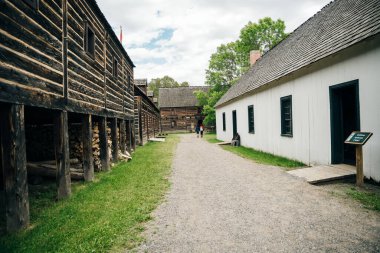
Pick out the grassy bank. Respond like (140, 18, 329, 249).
(204, 133, 304, 169)
(0, 135, 179, 253)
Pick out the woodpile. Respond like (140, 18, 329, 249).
(92, 123, 112, 171)
(27, 159, 83, 180)
(26, 121, 130, 176)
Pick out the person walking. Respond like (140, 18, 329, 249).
(195, 123, 200, 138)
(200, 123, 204, 138)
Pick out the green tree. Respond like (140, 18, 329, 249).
(198, 17, 287, 126)
(236, 17, 287, 71)
(148, 75, 190, 97)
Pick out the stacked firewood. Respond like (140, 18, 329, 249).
(68, 124, 83, 165)
(92, 124, 112, 171)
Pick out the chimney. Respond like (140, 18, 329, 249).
(250, 50, 261, 66)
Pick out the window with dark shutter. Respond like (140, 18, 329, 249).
(222, 112, 226, 131)
(248, 105, 254, 134)
(281, 95, 293, 137)
(23, 0, 39, 10)
(84, 24, 95, 57)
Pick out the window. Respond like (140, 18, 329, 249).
(84, 24, 95, 57)
(222, 112, 226, 131)
(248, 105, 254, 133)
(128, 75, 131, 89)
(113, 57, 118, 78)
(23, 0, 39, 10)
(281, 95, 293, 136)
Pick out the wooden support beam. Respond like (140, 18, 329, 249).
(132, 120, 136, 150)
(0, 104, 30, 232)
(62, 0, 68, 102)
(54, 111, 71, 200)
(99, 117, 110, 171)
(82, 114, 94, 182)
(120, 120, 126, 154)
(111, 118, 118, 163)
(126, 120, 132, 153)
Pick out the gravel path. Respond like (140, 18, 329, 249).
(137, 134, 380, 253)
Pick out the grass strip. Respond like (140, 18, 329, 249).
(346, 187, 380, 211)
(221, 145, 305, 169)
(203, 133, 223, 143)
(0, 135, 179, 253)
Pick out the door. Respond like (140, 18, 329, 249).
(232, 110, 237, 137)
(330, 80, 360, 165)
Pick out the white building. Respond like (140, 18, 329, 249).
(215, 0, 380, 182)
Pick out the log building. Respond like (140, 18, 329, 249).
(134, 79, 160, 145)
(0, 0, 135, 232)
(159, 86, 208, 132)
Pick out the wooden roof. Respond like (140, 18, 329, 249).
(216, 0, 380, 107)
(158, 86, 209, 108)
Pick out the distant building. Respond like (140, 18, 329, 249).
(159, 86, 209, 132)
(215, 0, 380, 182)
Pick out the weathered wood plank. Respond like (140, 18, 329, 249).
(82, 114, 94, 181)
(0, 29, 62, 67)
(39, 0, 62, 29)
(6, 1, 62, 41)
(0, 64, 63, 95)
(0, 104, 30, 232)
(54, 110, 71, 199)
(111, 118, 118, 163)
(63, 0, 68, 100)
(0, 46, 63, 87)
(0, 13, 61, 59)
(99, 117, 109, 171)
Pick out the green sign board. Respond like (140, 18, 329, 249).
(345, 132, 373, 145)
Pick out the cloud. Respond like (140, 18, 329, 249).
(97, 0, 331, 86)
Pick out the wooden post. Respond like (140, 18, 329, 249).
(132, 120, 136, 150)
(356, 145, 364, 186)
(54, 111, 71, 199)
(82, 114, 94, 182)
(0, 104, 30, 232)
(120, 120, 126, 154)
(111, 118, 118, 163)
(99, 117, 109, 171)
(62, 0, 68, 102)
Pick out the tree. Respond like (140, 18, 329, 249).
(235, 17, 287, 71)
(198, 17, 287, 126)
(148, 75, 190, 97)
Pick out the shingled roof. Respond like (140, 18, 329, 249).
(215, 0, 380, 107)
(158, 86, 209, 108)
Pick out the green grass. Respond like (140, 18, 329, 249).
(221, 145, 305, 169)
(346, 187, 380, 211)
(0, 135, 179, 253)
(203, 133, 223, 143)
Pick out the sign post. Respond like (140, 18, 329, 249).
(344, 132, 373, 186)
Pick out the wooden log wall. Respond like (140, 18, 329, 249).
(0, 0, 135, 120)
(133, 88, 160, 145)
(0, 0, 136, 233)
(160, 107, 202, 132)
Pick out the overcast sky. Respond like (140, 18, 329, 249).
(97, 0, 331, 86)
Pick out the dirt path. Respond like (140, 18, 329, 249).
(137, 134, 380, 253)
